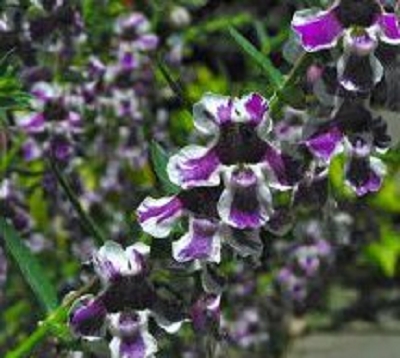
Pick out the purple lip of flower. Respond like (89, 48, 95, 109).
(345, 151, 385, 196)
(70, 300, 158, 357)
(69, 295, 107, 338)
(109, 313, 158, 358)
(218, 168, 271, 230)
(172, 217, 221, 263)
(291, 0, 400, 52)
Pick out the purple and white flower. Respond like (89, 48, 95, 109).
(15, 82, 81, 161)
(137, 185, 264, 263)
(69, 241, 182, 357)
(165, 93, 302, 231)
(303, 101, 390, 195)
(292, 0, 400, 53)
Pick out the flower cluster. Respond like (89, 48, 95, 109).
(276, 221, 332, 303)
(293, 0, 397, 196)
(138, 93, 303, 264)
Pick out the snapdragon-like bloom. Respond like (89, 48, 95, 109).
(167, 93, 302, 230)
(292, 0, 400, 53)
(15, 82, 81, 161)
(277, 221, 332, 302)
(304, 101, 390, 195)
(69, 241, 181, 358)
(137, 186, 263, 263)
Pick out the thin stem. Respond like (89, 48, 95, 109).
(269, 52, 313, 118)
(49, 158, 106, 245)
(6, 279, 96, 358)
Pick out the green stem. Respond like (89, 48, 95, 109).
(269, 52, 313, 118)
(49, 158, 106, 245)
(6, 280, 95, 358)
(6, 309, 65, 358)
(184, 13, 252, 43)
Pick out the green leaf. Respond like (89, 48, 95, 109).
(0, 218, 58, 312)
(229, 26, 283, 89)
(364, 226, 400, 277)
(150, 141, 180, 195)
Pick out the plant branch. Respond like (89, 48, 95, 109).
(49, 158, 106, 245)
(6, 279, 96, 358)
(269, 52, 313, 118)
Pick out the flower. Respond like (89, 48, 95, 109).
(137, 186, 263, 263)
(15, 82, 81, 162)
(292, 0, 400, 52)
(276, 220, 333, 302)
(303, 101, 390, 195)
(69, 241, 182, 358)
(166, 93, 303, 228)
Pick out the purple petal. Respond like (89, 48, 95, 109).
(31, 82, 57, 102)
(110, 334, 157, 358)
(135, 34, 159, 51)
(67, 111, 82, 132)
(69, 296, 106, 339)
(125, 243, 150, 276)
(304, 125, 343, 162)
(119, 51, 139, 70)
(173, 218, 221, 263)
(22, 139, 42, 161)
(109, 311, 157, 358)
(292, 7, 344, 52)
(167, 146, 221, 189)
(218, 168, 271, 229)
(93, 241, 130, 283)
(240, 93, 269, 125)
(18, 113, 46, 133)
(137, 196, 183, 238)
(193, 93, 233, 134)
(379, 13, 400, 44)
(49, 136, 73, 162)
(345, 155, 385, 196)
(116, 13, 148, 34)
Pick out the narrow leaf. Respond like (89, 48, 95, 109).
(0, 218, 58, 312)
(150, 141, 180, 195)
(155, 57, 192, 113)
(229, 26, 283, 89)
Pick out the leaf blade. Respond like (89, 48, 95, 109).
(150, 141, 180, 195)
(0, 218, 59, 312)
(229, 26, 283, 89)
